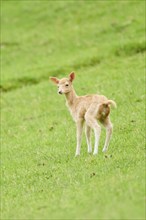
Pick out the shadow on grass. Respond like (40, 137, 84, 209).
(0, 57, 101, 93)
(114, 41, 146, 56)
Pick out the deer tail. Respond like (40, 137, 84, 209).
(102, 100, 117, 108)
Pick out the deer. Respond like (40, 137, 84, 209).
(50, 72, 116, 156)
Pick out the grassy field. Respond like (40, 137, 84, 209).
(1, 0, 145, 219)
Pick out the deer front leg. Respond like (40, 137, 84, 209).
(75, 119, 84, 156)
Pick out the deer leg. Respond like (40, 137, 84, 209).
(85, 124, 92, 153)
(102, 118, 113, 153)
(75, 119, 84, 156)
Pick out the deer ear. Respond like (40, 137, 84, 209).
(69, 72, 75, 82)
(50, 77, 59, 84)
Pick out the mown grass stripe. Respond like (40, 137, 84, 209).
(1, 40, 145, 93)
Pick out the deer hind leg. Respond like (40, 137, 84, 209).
(85, 112, 101, 155)
(85, 124, 92, 153)
(93, 123, 101, 155)
(101, 117, 113, 153)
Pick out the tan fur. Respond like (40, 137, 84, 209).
(50, 72, 116, 156)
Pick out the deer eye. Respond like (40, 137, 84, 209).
(65, 84, 69, 87)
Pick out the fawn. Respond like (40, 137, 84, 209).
(50, 72, 116, 156)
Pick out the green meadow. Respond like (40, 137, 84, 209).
(1, 1, 145, 219)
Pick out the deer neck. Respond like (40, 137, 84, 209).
(65, 87, 77, 107)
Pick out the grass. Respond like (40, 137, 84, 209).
(1, 0, 145, 219)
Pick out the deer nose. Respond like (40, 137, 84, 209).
(58, 91, 62, 94)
